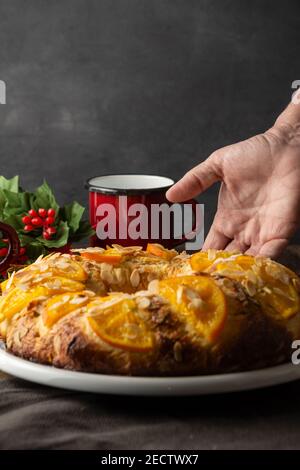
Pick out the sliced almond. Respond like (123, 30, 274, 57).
(176, 286, 184, 303)
(101, 263, 114, 284)
(136, 296, 150, 309)
(188, 298, 206, 310)
(130, 269, 140, 288)
(69, 296, 88, 305)
(114, 268, 125, 285)
(53, 335, 61, 355)
(148, 279, 160, 294)
(292, 278, 300, 290)
(263, 286, 272, 294)
(5, 271, 15, 290)
(207, 249, 217, 261)
(243, 280, 256, 297)
(184, 286, 200, 300)
(39, 263, 49, 272)
(173, 341, 183, 362)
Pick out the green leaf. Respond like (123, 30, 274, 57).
(60, 201, 85, 234)
(36, 220, 69, 248)
(2, 189, 22, 210)
(0, 175, 19, 193)
(69, 220, 95, 242)
(32, 180, 59, 212)
(17, 233, 35, 246)
(0, 190, 31, 222)
(24, 240, 49, 260)
(2, 214, 24, 230)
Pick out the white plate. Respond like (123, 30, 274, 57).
(1, 345, 300, 395)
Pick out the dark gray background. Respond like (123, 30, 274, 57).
(0, 0, 299, 239)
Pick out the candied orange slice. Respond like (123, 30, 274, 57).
(214, 255, 255, 278)
(80, 251, 122, 265)
(88, 298, 154, 352)
(1, 278, 10, 293)
(43, 292, 90, 327)
(190, 250, 237, 272)
(0, 286, 50, 321)
(158, 275, 227, 341)
(234, 255, 255, 270)
(48, 260, 87, 281)
(146, 243, 176, 261)
(31, 276, 85, 292)
(190, 252, 212, 271)
(256, 261, 300, 318)
(258, 285, 299, 319)
(2, 274, 84, 296)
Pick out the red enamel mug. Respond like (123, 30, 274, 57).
(86, 174, 200, 249)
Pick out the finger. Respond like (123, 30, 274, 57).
(246, 239, 288, 259)
(202, 224, 231, 251)
(166, 152, 222, 202)
(224, 240, 249, 253)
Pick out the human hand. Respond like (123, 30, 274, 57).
(167, 113, 300, 258)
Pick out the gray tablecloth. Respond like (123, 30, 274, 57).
(1, 246, 300, 450)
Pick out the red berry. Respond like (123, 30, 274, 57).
(28, 209, 38, 217)
(31, 217, 43, 226)
(47, 208, 56, 217)
(45, 216, 55, 225)
(38, 208, 47, 218)
(43, 231, 52, 240)
(22, 215, 32, 225)
(24, 225, 33, 232)
(47, 226, 56, 235)
(20, 247, 26, 255)
(0, 247, 8, 257)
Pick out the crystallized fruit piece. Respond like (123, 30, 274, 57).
(146, 243, 177, 261)
(48, 259, 88, 281)
(190, 251, 213, 272)
(190, 250, 238, 272)
(33, 276, 85, 292)
(212, 255, 300, 319)
(0, 286, 50, 321)
(88, 298, 154, 352)
(80, 251, 123, 265)
(1, 274, 85, 295)
(256, 261, 300, 318)
(158, 275, 227, 342)
(43, 291, 91, 327)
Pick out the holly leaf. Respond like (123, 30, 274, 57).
(24, 240, 49, 260)
(17, 233, 35, 246)
(32, 180, 59, 212)
(2, 189, 23, 215)
(60, 201, 85, 234)
(70, 220, 95, 242)
(36, 220, 69, 248)
(2, 214, 24, 231)
(0, 175, 19, 193)
(0, 190, 31, 220)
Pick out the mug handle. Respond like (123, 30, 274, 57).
(0, 222, 20, 273)
(169, 198, 202, 249)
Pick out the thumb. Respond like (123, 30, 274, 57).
(166, 151, 223, 202)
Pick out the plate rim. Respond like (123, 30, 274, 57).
(1, 345, 300, 396)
